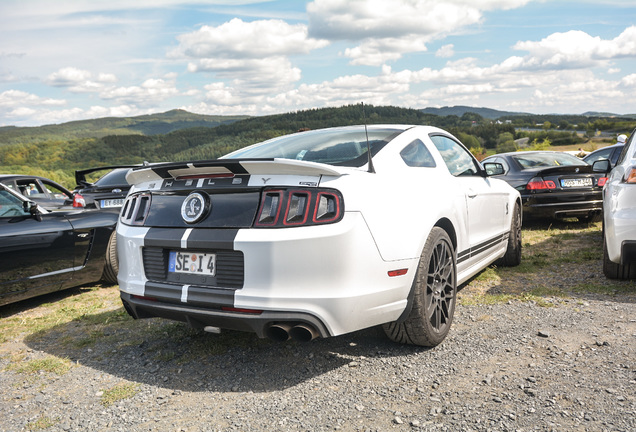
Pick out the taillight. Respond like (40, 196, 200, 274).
(597, 177, 608, 187)
(526, 177, 556, 190)
(120, 193, 151, 226)
(72, 193, 85, 207)
(254, 188, 343, 227)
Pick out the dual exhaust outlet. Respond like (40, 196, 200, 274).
(266, 322, 320, 342)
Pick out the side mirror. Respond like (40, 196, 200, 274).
(23, 200, 42, 221)
(483, 162, 505, 176)
(592, 159, 611, 173)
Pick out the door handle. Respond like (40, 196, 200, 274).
(467, 189, 477, 198)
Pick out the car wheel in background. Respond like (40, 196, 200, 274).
(102, 231, 119, 284)
(383, 227, 457, 347)
(496, 203, 522, 267)
(603, 234, 636, 280)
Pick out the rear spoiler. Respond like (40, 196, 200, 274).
(126, 158, 350, 185)
(75, 164, 141, 187)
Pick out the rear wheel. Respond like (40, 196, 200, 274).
(496, 203, 522, 267)
(102, 231, 119, 285)
(603, 233, 636, 280)
(383, 227, 456, 347)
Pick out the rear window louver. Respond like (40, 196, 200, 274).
(120, 193, 151, 226)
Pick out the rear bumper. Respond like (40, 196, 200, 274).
(522, 192, 602, 219)
(117, 212, 418, 338)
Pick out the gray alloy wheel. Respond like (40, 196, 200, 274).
(102, 231, 119, 285)
(383, 227, 456, 347)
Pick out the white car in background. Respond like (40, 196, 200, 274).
(117, 125, 522, 347)
(603, 129, 636, 279)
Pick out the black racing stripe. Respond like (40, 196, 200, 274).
(457, 232, 509, 264)
(185, 229, 239, 250)
(144, 227, 188, 248)
(144, 281, 235, 307)
(471, 233, 508, 256)
(144, 159, 275, 179)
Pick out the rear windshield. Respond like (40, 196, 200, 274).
(512, 153, 587, 169)
(95, 169, 130, 186)
(224, 126, 404, 167)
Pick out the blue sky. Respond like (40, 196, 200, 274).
(1, 0, 636, 127)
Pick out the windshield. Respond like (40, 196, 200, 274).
(224, 126, 404, 167)
(512, 153, 587, 169)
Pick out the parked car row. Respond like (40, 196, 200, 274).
(1, 126, 634, 350)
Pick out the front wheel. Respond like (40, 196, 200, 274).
(383, 227, 456, 347)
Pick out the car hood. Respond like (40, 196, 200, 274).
(126, 158, 352, 185)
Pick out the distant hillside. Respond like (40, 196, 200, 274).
(421, 106, 530, 119)
(582, 111, 636, 118)
(0, 109, 249, 144)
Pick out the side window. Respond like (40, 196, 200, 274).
(616, 132, 635, 165)
(41, 181, 71, 200)
(16, 180, 45, 198)
(400, 139, 436, 167)
(0, 190, 29, 217)
(430, 135, 480, 177)
(586, 148, 612, 165)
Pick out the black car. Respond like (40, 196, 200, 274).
(583, 143, 624, 168)
(0, 174, 81, 209)
(482, 151, 609, 222)
(0, 183, 119, 306)
(73, 165, 138, 210)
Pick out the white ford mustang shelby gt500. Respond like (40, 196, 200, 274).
(117, 125, 522, 346)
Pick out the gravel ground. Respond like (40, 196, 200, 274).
(1, 238, 635, 432)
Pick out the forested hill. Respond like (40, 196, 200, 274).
(1, 104, 635, 188)
(0, 109, 249, 143)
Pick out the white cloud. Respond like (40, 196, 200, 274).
(307, 0, 531, 65)
(0, 89, 66, 108)
(45, 67, 119, 93)
(100, 78, 178, 105)
(172, 18, 328, 96)
(171, 18, 328, 59)
(436, 44, 455, 58)
(513, 26, 636, 70)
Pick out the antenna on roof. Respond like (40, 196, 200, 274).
(362, 102, 375, 173)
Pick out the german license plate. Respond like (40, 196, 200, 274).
(100, 198, 125, 208)
(560, 178, 593, 188)
(169, 251, 216, 276)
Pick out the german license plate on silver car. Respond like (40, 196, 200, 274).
(168, 251, 216, 275)
(561, 178, 593, 188)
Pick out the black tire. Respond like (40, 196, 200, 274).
(102, 231, 119, 285)
(603, 233, 636, 280)
(383, 227, 456, 347)
(578, 212, 603, 223)
(496, 203, 522, 267)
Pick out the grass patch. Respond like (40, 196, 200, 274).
(572, 282, 634, 296)
(26, 416, 59, 431)
(0, 287, 125, 342)
(100, 382, 140, 407)
(7, 355, 72, 376)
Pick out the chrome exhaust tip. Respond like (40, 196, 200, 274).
(265, 323, 292, 342)
(289, 324, 319, 342)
